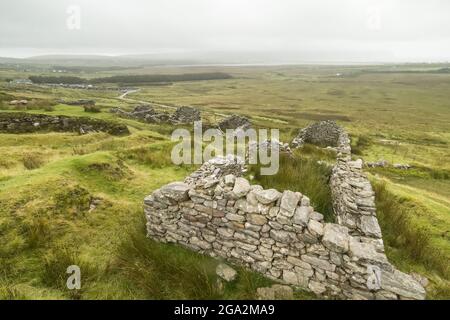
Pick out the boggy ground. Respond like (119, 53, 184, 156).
(0, 63, 449, 299)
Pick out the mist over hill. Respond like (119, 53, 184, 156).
(0, 50, 427, 68)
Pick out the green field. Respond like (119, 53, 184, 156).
(0, 63, 449, 299)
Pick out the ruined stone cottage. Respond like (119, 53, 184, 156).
(143, 121, 426, 300)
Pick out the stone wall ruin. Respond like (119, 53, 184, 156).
(0, 112, 129, 135)
(144, 152, 426, 299)
(292, 121, 381, 240)
(111, 105, 200, 125)
(218, 114, 252, 132)
(291, 120, 344, 149)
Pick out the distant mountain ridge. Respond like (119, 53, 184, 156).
(0, 53, 200, 67)
(1, 52, 449, 68)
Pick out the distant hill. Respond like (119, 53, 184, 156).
(1, 53, 449, 69)
(5, 54, 205, 68)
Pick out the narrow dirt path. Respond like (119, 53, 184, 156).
(117, 88, 177, 110)
(118, 89, 140, 99)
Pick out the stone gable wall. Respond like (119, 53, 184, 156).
(144, 156, 425, 300)
(291, 120, 344, 148)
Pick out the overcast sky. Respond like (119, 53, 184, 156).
(0, 0, 449, 62)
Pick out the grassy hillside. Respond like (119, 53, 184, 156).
(0, 64, 449, 299)
(0, 119, 317, 299)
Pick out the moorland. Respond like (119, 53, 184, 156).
(0, 61, 449, 299)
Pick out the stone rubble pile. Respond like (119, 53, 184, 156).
(393, 163, 411, 170)
(184, 155, 246, 186)
(9, 99, 28, 105)
(170, 106, 201, 124)
(366, 159, 411, 170)
(111, 105, 200, 124)
(218, 115, 252, 132)
(144, 155, 426, 300)
(248, 139, 292, 157)
(366, 159, 389, 168)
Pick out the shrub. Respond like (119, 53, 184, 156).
(84, 105, 101, 113)
(44, 105, 55, 112)
(20, 216, 51, 249)
(22, 153, 44, 170)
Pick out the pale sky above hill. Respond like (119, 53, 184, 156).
(0, 0, 449, 62)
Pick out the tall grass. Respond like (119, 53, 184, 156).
(0, 282, 27, 300)
(118, 143, 175, 168)
(22, 153, 44, 170)
(118, 142, 196, 171)
(113, 221, 221, 299)
(41, 246, 97, 299)
(352, 135, 372, 155)
(248, 153, 334, 221)
(53, 185, 92, 215)
(368, 165, 450, 181)
(373, 181, 449, 279)
(112, 220, 275, 299)
(296, 143, 336, 161)
(20, 216, 51, 249)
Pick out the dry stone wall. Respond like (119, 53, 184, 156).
(328, 123, 382, 240)
(248, 139, 292, 157)
(144, 156, 426, 300)
(292, 121, 381, 240)
(0, 112, 129, 135)
(330, 158, 382, 240)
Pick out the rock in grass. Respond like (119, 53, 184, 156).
(257, 284, 294, 300)
(216, 263, 237, 282)
(380, 270, 426, 300)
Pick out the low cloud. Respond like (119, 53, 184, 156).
(0, 0, 449, 62)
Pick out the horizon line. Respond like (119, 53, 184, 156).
(0, 53, 449, 66)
